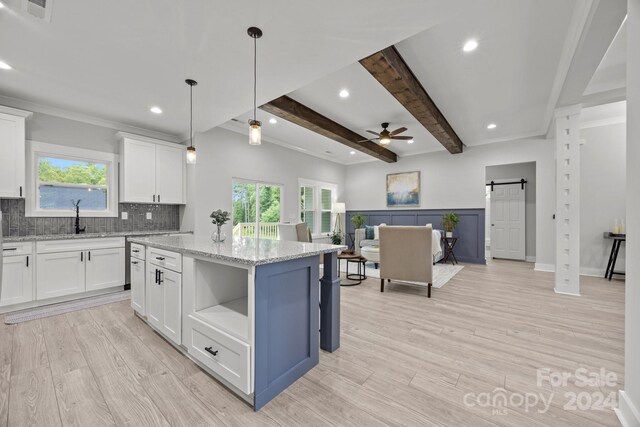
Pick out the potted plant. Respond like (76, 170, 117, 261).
(442, 212, 459, 238)
(210, 209, 231, 242)
(351, 213, 366, 230)
(330, 230, 343, 245)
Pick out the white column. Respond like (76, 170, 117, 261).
(554, 105, 581, 296)
(618, 1, 640, 425)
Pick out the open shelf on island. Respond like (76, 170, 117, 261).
(193, 297, 248, 342)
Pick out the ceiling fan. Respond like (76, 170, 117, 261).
(360, 122, 413, 146)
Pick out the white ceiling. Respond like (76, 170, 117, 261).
(0, 0, 468, 140)
(227, 0, 589, 164)
(584, 21, 627, 96)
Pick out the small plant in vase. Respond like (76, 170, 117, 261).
(442, 212, 459, 238)
(330, 231, 343, 245)
(351, 213, 366, 230)
(210, 209, 231, 242)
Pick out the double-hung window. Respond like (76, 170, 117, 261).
(299, 179, 338, 237)
(26, 141, 119, 217)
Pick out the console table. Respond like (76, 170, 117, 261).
(441, 236, 459, 265)
(604, 232, 625, 280)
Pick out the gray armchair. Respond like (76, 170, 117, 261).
(379, 225, 434, 298)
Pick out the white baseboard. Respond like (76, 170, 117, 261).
(580, 267, 606, 277)
(534, 263, 555, 272)
(525, 256, 536, 263)
(553, 288, 581, 297)
(616, 390, 640, 427)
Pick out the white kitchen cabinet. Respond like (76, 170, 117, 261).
(130, 244, 145, 315)
(1, 246, 33, 307)
(36, 238, 125, 301)
(118, 132, 185, 204)
(146, 249, 182, 345)
(0, 106, 32, 198)
(36, 251, 85, 299)
(85, 247, 125, 292)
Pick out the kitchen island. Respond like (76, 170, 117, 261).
(127, 234, 344, 410)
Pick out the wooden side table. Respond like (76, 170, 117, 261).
(441, 236, 458, 265)
(337, 253, 367, 286)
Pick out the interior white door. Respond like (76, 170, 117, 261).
(85, 248, 125, 291)
(0, 255, 33, 306)
(130, 258, 145, 315)
(155, 145, 184, 204)
(490, 183, 526, 260)
(122, 139, 156, 203)
(36, 251, 85, 299)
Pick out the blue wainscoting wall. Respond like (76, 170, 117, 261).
(346, 208, 486, 264)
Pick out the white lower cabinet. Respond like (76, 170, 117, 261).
(36, 251, 85, 299)
(146, 252, 182, 345)
(86, 247, 125, 291)
(36, 238, 125, 301)
(130, 257, 145, 315)
(1, 249, 33, 307)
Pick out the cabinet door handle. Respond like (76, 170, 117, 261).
(155, 269, 159, 284)
(153, 194, 156, 202)
(158, 194, 160, 203)
(155, 256, 165, 261)
(158, 270, 163, 284)
(19, 186, 22, 197)
(204, 347, 218, 356)
(88, 251, 91, 261)
(26, 255, 29, 267)
(81, 252, 83, 262)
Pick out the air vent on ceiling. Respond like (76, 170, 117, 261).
(231, 118, 243, 123)
(23, 0, 53, 21)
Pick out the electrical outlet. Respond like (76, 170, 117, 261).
(146, 212, 152, 220)
(121, 212, 128, 220)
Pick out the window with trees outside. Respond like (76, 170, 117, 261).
(232, 179, 282, 240)
(299, 179, 337, 237)
(26, 141, 118, 217)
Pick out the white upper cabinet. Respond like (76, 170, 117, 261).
(0, 106, 32, 198)
(118, 132, 185, 204)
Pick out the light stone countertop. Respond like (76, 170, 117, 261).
(4, 230, 191, 243)
(128, 234, 346, 266)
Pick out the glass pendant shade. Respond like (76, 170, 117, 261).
(249, 120, 262, 145)
(380, 136, 391, 145)
(186, 145, 196, 164)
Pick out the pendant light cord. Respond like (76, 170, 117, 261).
(190, 83, 194, 148)
(253, 36, 257, 121)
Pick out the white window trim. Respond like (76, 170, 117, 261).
(298, 178, 338, 238)
(25, 140, 119, 217)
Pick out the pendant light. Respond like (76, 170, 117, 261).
(248, 26, 263, 145)
(185, 78, 198, 164)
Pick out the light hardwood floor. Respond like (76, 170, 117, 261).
(0, 260, 624, 426)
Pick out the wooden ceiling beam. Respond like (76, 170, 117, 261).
(260, 96, 398, 163)
(360, 46, 464, 154)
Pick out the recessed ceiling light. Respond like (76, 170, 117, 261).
(0, 60, 12, 70)
(269, 117, 277, 124)
(349, 151, 356, 155)
(339, 89, 350, 98)
(407, 139, 414, 144)
(487, 123, 497, 129)
(150, 106, 162, 114)
(463, 39, 478, 52)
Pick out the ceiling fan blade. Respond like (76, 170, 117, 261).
(357, 138, 378, 143)
(391, 136, 413, 140)
(366, 130, 380, 136)
(389, 127, 407, 136)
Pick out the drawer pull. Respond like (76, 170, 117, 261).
(155, 256, 165, 261)
(3, 248, 17, 251)
(132, 249, 140, 253)
(204, 347, 218, 356)
(131, 260, 139, 265)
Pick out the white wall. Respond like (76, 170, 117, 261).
(579, 123, 626, 276)
(486, 162, 537, 260)
(345, 138, 557, 267)
(189, 127, 346, 239)
(620, 0, 640, 425)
